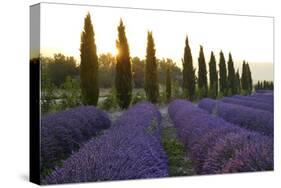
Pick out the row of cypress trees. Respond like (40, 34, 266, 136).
(80, 13, 253, 108)
(182, 35, 253, 100)
(80, 14, 160, 108)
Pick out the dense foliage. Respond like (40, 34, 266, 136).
(255, 80, 274, 91)
(218, 51, 228, 96)
(145, 32, 159, 103)
(182, 36, 196, 100)
(41, 54, 79, 87)
(198, 98, 273, 136)
(41, 106, 111, 177)
(241, 61, 253, 95)
(115, 19, 133, 109)
(80, 13, 99, 105)
(168, 100, 273, 174)
(166, 65, 172, 101)
(227, 53, 236, 95)
(208, 51, 218, 98)
(44, 102, 168, 184)
(197, 46, 208, 97)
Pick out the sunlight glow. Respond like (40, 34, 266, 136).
(40, 3, 274, 81)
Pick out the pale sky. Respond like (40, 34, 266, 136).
(39, 3, 274, 81)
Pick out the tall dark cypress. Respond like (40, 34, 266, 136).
(219, 51, 227, 96)
(227, 53, 236, 95)
(166, 64, 171, 102)
(246, 62, 253, 93)
(145, 31, 159, 103)
(115, 19, 132, 109)
(241, 61, 247, 93)
(235, 69, 241, 94)
(182, 35, 196, 100)
(198, 45, 208, 97)
(80, 13, 99, 105)
(209, 51, 218, 98)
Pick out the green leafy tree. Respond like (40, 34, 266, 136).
(99, 53, 115, 88)
(132, 57, 144, 88)
(115, 19, 132, 109)
(182, 36, 196, 100)
(60, 76, 81, 109)
(166, 64, 172, 101)
(145, 31, 159, 103)
(197, 45, 208, 97)
(227, 53, 236, 95)
(209, 51, 218, 98)
(80, 13, 99, 105)
(219, 51, 227, 96)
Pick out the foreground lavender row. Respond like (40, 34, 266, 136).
(41, 106, 111, 177)
(221, 97, 273, 113)
(198, 98, 273, 136)
(44, 102, 168, 184)
(169, 100, 273, 174)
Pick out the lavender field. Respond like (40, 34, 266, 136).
(35, 4, 274, 185)
(40, 91, 273, 184)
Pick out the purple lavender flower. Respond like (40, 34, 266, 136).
(41, 106, 111, 176)
(43, 102, 168, 184)
(198, 98, 273, 136)
(221, 97, 273, 113)
(168, 99, 273, 174)
(232, 95, 273, 105)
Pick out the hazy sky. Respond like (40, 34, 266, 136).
(39, 3, 274, 81)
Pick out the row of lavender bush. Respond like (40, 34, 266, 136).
(168, 100, 273, 174)
(41, 106, 111, 176)
(221, 96, 273, 113)
(43, 102, 168, 184)
(232, 94, 273, 105)
(198, 98, 273, 136)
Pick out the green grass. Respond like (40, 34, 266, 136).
(161, 126, 195, 176)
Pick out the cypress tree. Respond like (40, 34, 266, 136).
(219, 51, 227, 96)
(166, 64, 171, 102)
(241, 61, 252, 95)
(235, 69, 241, 94)
(198, 45, 208, 97)
(115, 19, 132, 109)
(145, 31, 159, 103)
(80, 13, 99, 105)
(246, 62, 253, 93)
(227, 53, 236, 95)
(182, 35, 196, 100)
(241, 61, 247, 92)
(209, 51, 218, 98)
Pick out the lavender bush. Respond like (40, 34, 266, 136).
(43, 102, 168, 184)
(41, 106, 111, 176)
(198, 98, 273, 136)
(232, 95, 273, 105)
(168, 100, 273, 174)
(221, 97, 273, 113)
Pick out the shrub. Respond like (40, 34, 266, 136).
(232, 95, 273, 105)
(131, 91, 146, 105)
(168, 100, 273, 174)
(198, 98, 273, 136)
(41, 106, 111, 177)
(221, 97, 273, 113)
(43, 102, 168, 184)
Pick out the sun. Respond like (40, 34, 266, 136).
(113, 48, 119, 56)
